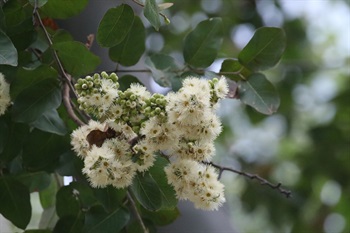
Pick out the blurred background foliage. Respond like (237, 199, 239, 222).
(144, 0, 348, 232)
(158, 0, 349, 232)
(1, 0, 349, 232)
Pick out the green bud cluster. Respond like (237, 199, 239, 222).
(74, 72, 119, 97)
(143, 93, 167, 119)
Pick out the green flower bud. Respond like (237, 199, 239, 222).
(101, 71, 108, 79)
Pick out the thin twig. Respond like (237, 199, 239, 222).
(63, 76, 85, 126)
(33, 7, 77, 98)
(127, 190, 149, 233)
(206, 162, 292, 198)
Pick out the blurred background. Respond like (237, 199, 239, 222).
(1, 0, 349, 232)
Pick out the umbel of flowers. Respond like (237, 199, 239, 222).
(71, 72, 228, 210)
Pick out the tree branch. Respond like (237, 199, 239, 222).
(127, 190, 149, 233)
(63, 76, 85, 126)
(206, 162, 292, 198)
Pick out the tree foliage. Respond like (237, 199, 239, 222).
(0, 0, 348, 232)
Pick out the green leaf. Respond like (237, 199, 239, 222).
(141, 207, 179, 226)
(38, 206, 59, 230)
(25, 230, 52, 233)
(11, 79, 61, 124)
(53, 214, 84, 233)
(130, 172, 162, 211)
(238, 73, 280, 115)
(148, 156, 177, 209)
(118, 75, 143, 91)
(220, 59, 251, 81)
(109, 16, 145, 66)
(52, 41, 101, 76)
(39, 175, 58, 209)
(97, 4, 134, 47)
(144, 0, 161, 30)
(0, 7, 6, 31)
(6, 17, 36, 51)
(0, 30, 18, 66)
(16, 171, 52, 192)
(22, 129, 70, 171)
(0, 116, 30, 163)
(55, 151, 83, 177)
(238, 27, 286, 71)
(29, 0, 48, 8)
(11, 65, 58, 99)
(84, 205, 130, 233)
(30, 109, 68, 136)
(183, 18, 223, 68)
(41, 0, 88, 19)
(93, 186, 126, 213)
(0, 177, 31, 229)
(2, 0, 26, 27)
(145, 53, 180, 87)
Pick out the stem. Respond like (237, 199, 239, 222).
(127, 190, 149, 233)
(206, 162, 292, 198)
(63, 76, 85, 126)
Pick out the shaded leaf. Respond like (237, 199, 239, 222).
(0, 116, 30, 163)
(0, 8, 5, 31)
(0, 177, 31, 229)
(29, 0, 48, 8)
(118, 75, 143, 91)
(238, 73, 280, 115)
(11, 79, 61, 124)
(148, 156, 177, 209)
(220, 58, 251, 81)
(22, 129, 70, 171)
(11, 65, 58, 99)
(55, 151, 83, 177)
(238, 27, 286, 71)
(2, 1, 26, 27)
(141, 207, 179, 226)
(41, 0, 88, 19)
(130, 172, 162, 211)
(0, 30, 18, 66)
(183, 18, 223, 68)
(97, 4, 134, 47)
(30, 108, 68, 136)
(93, 186, 126, 213)
(38, 206, 59, 230)
(39, 175, 58, 209)
(109, 16, 145, 66)
(6, 17, 36, 51)
(53, 214, 84, 233)
(25, 230, 52, 233)
(84, 205, 130, 233)
(16, 171, 52, 192)
(52, 41, 101, 76)
(145, 53, 180, 87)
(144, 0, 161, 30)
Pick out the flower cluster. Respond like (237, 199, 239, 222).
(71, 72, 228, 210)
(0, 73, 11, 116)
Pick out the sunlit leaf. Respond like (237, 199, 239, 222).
(183, 18, 223, 68)
(238, 73, 280, 115)
(238, 27, 286, 71)
(52, 41, 101, 76)
(0, 177, 31, 229)
(11, 79, 61, 124)
(109, 16, 145, 66)
(0, 30, 18, 66)
(220, 58, 251, 81)
(144, 0, 161, 30)
(41, 0, 88, 19)
(97, 4, 134, 47)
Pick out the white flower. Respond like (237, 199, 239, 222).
(213, 77, 228, 99)
(164, 159, 225, 210)
(0, 73, 11, 116)
(70, 120, 106, 158)
(128, 83, 151, 100)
